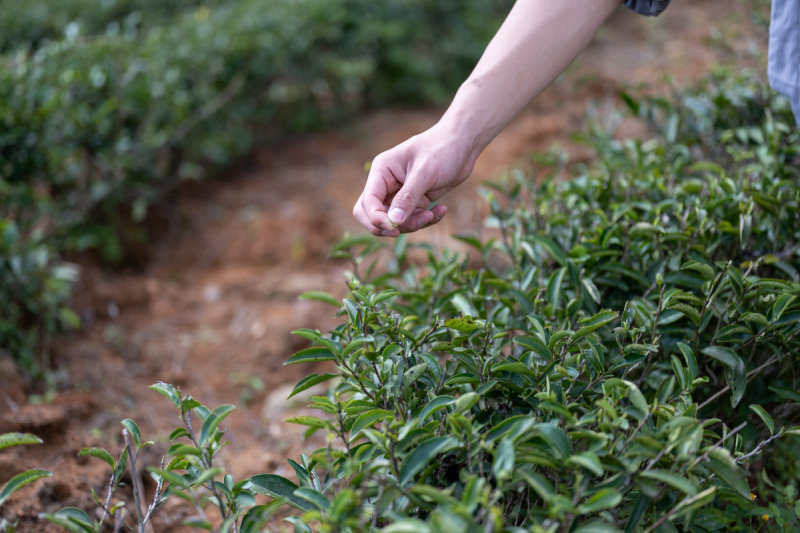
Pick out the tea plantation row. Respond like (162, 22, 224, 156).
(0, 0, 513, 375)
(15, 67, 800, 533)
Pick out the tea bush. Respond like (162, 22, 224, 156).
(0, 432, 52, 532)
(0, 0, 512, 375)
(0, 0, 223, 53)
(42, 68, 800, 532)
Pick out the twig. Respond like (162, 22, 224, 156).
(644, 487, 716, 533)
(122, 429, 145, 533)
(736, 432, 782, 463)
(142, 457, 165, 527)
(619, 413, 651, 454)
(686, 422, 747, 474)
(694, 262, 730, 353)
(651, 285, 666, 344)
(99, 471, 116, 526)
(698, 356, 778, 410)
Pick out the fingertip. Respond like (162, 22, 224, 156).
(416, 210, 435, 228)
(432, 204, 447, 220)
(388, 207, 407, 226)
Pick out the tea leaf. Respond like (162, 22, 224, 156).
(0, 469, 52, 506)
(0, 432, 42, 450)
(749, 404, 774, 435)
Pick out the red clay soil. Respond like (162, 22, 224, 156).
(0, 2, 766, 531)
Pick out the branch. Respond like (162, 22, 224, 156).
(122, 429, 145, 533)
(736, 432, 782, 463)
(698, 356, 778, 410)
(142, 457, 165, 527)
(645, 422, 748, 533)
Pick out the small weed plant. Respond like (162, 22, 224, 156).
(34, 68, 800, 532)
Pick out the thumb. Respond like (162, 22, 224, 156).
(387, 177, 428, 226)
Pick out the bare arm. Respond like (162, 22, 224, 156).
(353, 0, 623, 236)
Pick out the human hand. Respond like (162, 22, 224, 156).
(353, 122, 479, 237)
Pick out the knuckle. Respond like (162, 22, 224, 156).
(368, 211, 384, 225)
(372, 152, 388, 166)
(394, 188, 416, 205)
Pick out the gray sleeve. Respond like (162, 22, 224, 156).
(623, 0, 671, 17)
(768, 0, 800, 127)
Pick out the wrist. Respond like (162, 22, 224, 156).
(438, 77, 498, 158)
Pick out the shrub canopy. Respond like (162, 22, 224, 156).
(44, 68, 800, 533)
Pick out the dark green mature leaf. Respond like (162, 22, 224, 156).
(79, 448, 115, 470)
(705, 449, 750, 499)
(444, 317, 481, 334)
(513, 335, 550, 360)
(727, 356, 747, 408)
(121, 419, 141, 447)
(149, 382, 181, 408)
(381, 519, 432, 533)
(769, 294, 796, 323)
(571, 452, 603, 476)
(667, 302, 700, 324)
(769, 386, 800, 402)
(403, 362, 428, 390)
(293, 488, 331, 511)
(682, 261, 715, 281)
(288, 373, 338, 399)
(399, 436, 459, 485)
(44, 507, 95, 533)
(492, 439, 515, 480)
(581, 488, 623, 513)
(640, 469, 698, 496)
(739, 312, 769, 329)
(573, 311, 619, 340)
(486, 416, 535, 443)
(701, 346, 741, 369)
(547, 267, 567, 308)
(520, 471, 555, 503)
(199, 405, 235, 446)
(0, 469, 52, 506)
(677, 342, 698, 381)
(749, 405, 774, 435)
(534, 423, 570, 459)
(573, 522, 623, 533)
(0, 433, 42, 450)
(350, 410, 393, 441)
(418, 396, 455, 423)
(529, 235, 567, 266)
(492, 361, 536, 376)
(246, 474, 314, 511)
(285, 347, 336, 365)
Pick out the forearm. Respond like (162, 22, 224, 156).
(440, 0, 623, 153)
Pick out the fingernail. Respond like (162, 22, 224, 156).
(435, 210, 445, 220)
(388, 208, 405, 225)
(418, 212, 434, 228)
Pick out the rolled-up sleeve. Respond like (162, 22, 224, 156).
(623, 0, 671, 17)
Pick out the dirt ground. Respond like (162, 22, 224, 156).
(0, 1, 767, 531)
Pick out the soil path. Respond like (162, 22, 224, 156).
(1, 2, 764, 530)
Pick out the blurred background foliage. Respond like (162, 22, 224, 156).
(0, 0, 513, 377)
